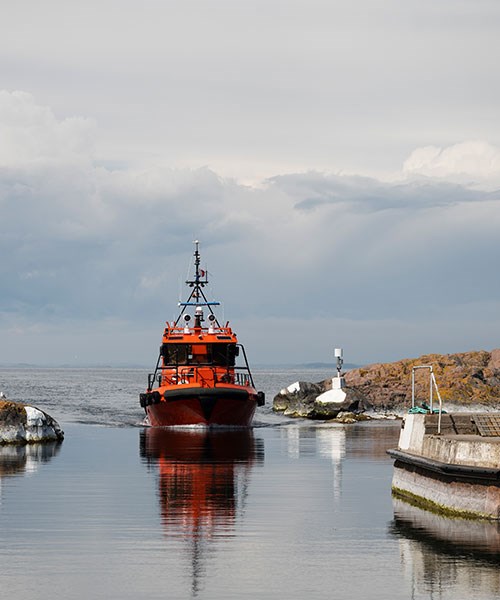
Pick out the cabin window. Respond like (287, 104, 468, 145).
(161, 343, 191, 365)
(210, 343, 239, 366)
(161, 342, 239, 366)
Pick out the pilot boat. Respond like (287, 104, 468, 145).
(140, 241, 265, 426)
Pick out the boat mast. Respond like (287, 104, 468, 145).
(174, 240, 221, 327)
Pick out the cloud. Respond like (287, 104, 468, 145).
(403, 141, 500, 187)
(269, 170, 491, 212)
(0, 90, 95, 166)
(1, 91, 500, 365)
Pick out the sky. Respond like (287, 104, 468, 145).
(1, 0, 500, 367)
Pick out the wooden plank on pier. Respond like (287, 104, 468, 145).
(474, 415, 500, 437)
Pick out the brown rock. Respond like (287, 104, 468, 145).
(343, 349, 500, 412)
(0, 400, 27, 427)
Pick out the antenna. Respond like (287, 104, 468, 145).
(174, 241, 221, 327)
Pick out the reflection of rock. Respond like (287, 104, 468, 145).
(273, 380, 373, 419)
(0, 441, 62, 477)
(0, 399, 64, 444)
(0, 441, 62, 505)
(316, 428, 346, 501)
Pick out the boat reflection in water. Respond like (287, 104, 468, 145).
(140, 427, 264, 595)
(390, 498, 500, 598)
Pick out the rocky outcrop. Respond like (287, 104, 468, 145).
(344, 349, 500, 412)
(0, 398, 64, 444)
(273, 349, 500, 419)
(273, 380, 373, 420)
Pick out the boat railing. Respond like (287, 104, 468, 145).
(411, 365, 444, 434)
(148, 341, 255, 389)
(149, 364, 254, 389)
(179, 367, 207, 385)
(233, 370, 252, 386)
(176, 365, 253, 387)
(163, 324, 234, 336)
(236, 344, 255, 387)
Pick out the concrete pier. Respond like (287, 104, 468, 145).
(388, 413, 500, 519)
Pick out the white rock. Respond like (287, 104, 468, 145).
(316, 388, 347, 405)
(0, 402, 64, 444)
(281, 382, 301, 395)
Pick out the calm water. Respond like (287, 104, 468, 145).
(0, 368, 499, 600)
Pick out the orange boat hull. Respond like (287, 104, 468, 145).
(145, 388, 258, 427)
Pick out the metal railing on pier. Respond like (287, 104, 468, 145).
(411, 365, 444, 434)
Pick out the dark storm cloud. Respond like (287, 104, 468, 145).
(0, 162, 257, 322)
(2, 156, 499, 327)
(269, 172, 494, 212)
(1, 91, 500, 364)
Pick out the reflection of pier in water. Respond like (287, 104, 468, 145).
(140, 428, 264, 597)
(390, 498, 500, 599)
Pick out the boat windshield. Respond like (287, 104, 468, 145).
(161, 343, 238, 367)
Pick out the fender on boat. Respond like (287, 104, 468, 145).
(163, 387, 251, 402)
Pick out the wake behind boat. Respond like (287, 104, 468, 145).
(140, 241, 265, 426)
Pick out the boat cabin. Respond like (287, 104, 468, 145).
(160, 341, 239, 367)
